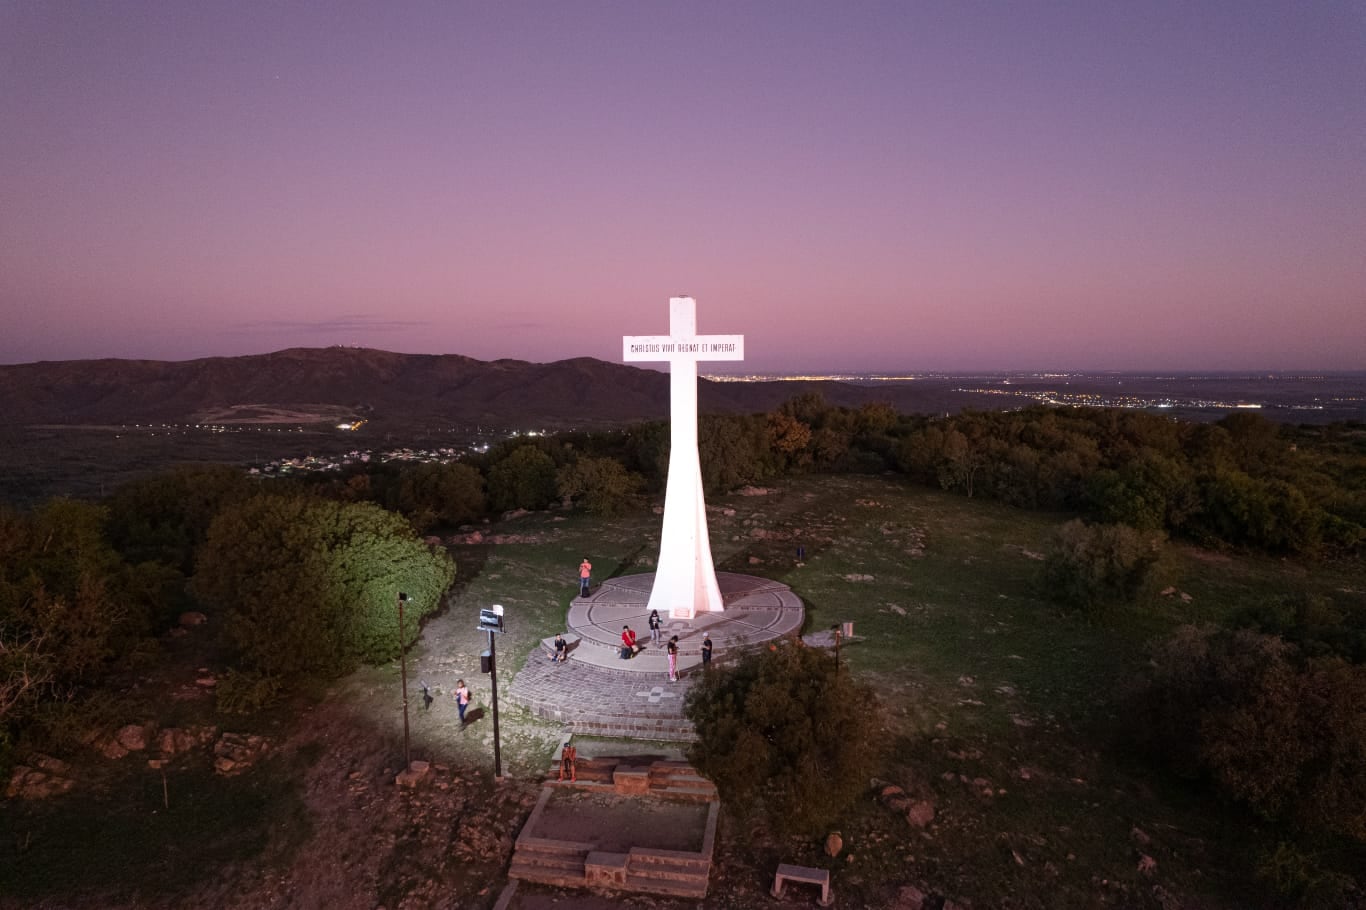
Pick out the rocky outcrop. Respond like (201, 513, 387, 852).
(213, 732, 271, 776)
(6, 755, 75, 800)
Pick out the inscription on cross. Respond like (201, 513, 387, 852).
(623, 298, 744, 619)
(622, 299, 744, 365)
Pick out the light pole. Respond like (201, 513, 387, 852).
(478, 604, 506, 778)
(831, 624, 842, 675)
(398, 591, 411, 769)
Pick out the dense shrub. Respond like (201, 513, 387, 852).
(1131, 626, 1366, 842)
(105, 465, 257, 573)
(192, 494, 456, 680)
(1041, 519, 1164, 613)
(215, 668, 283, 715)
(1, 500, 172, 729)
(486, 446, 558, 513)
(556, 456, 643, 516)
(396, 462, 486, 531)
(684, 642, 887, 837)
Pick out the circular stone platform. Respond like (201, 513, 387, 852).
(505, 572, 805, 740)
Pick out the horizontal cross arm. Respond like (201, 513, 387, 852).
(623, 334, 745, 362)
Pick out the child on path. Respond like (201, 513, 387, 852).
(667, 635, 679, 681)
(578, 557, 592, 597)
(648, 609, 662, 644)
(455, 679, 470, 724)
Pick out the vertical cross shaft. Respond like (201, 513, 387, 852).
(623, 297, 744, 619)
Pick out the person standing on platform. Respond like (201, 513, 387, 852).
(701, 633, 713, 669)
(648, 609, 662, 644)
(667, 635, 679, 681)
(578, 557, 592, 597)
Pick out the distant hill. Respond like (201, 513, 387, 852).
(0, 347, 952, 428)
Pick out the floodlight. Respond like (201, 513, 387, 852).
(479, 603, 505, 633)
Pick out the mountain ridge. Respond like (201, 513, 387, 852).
(0, 347, 926, 427)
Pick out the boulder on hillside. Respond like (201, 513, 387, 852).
(116, 722, 155, 752)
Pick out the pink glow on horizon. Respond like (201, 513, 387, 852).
(1, 2, 1363, 371)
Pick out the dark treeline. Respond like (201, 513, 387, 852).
(301, 397, 1366, 559)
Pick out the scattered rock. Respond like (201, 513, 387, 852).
(825, 832, 843, 857)
(196, 676, 218, 688)
(748, 556, 763, 565)
(6, 764, 76, 800)
(116, 723, 154, 752)
(1160, 586, 1177, 596)
(737, 486, 772, 496)
(1179, 592, 1193, 603)
(1138, 854, 1157, 875)
(396, 760, 432, 789)
(843, 574, 875, 582)
(1131, 826, 1151, 846)
(99, 738, 129, 760)
(906, 800, 936, 828)
(178, 611, 207, 626)
(213, 732, 271, 776)
(888, 604, 907, 616)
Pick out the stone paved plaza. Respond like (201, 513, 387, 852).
(505, 572, 804, 740)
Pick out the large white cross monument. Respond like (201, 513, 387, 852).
(623, 298, 744, 619)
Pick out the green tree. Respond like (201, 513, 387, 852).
(486, 446, 558, 513)
(1041, 519, 1164, 613)
(397, 462, 486, 532)
(1135, 626, 1366, 842)
(0, 500, 173, 734)
(684, 642, 887, 837)
(766, 411, 813, 470)
(698, 414, 773, 493)
(192, 494, 455, 679)
(556, 456, 642, 516)
(105, 465, 257, 573)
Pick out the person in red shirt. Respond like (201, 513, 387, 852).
(579, 558, 592, 597)
(621, 625, 638, 659)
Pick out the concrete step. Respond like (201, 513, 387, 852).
(651, 783, 717, 802)
(512, 840, 589, 860)
(630, 851, 711, 875)
(624, 871, 709, 899)
(509, 856, 587, 888)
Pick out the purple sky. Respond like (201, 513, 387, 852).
(2, 2, 1363, 372)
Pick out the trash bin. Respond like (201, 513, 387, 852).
(841, 622, 854, 639)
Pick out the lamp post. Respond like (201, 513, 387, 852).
(831, 624, 842, 675)
(478, 604, 506, 778)
(398, 591, 411, 769)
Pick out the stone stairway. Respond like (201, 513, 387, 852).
(508, 756, 719, 900)
(648, 760, 717, 801)
(625, 848, 711, 899)
(506, 837, 591, 888)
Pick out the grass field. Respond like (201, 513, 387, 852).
(417, 471, 1363, 907)
(4, 470, 1361, 908)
